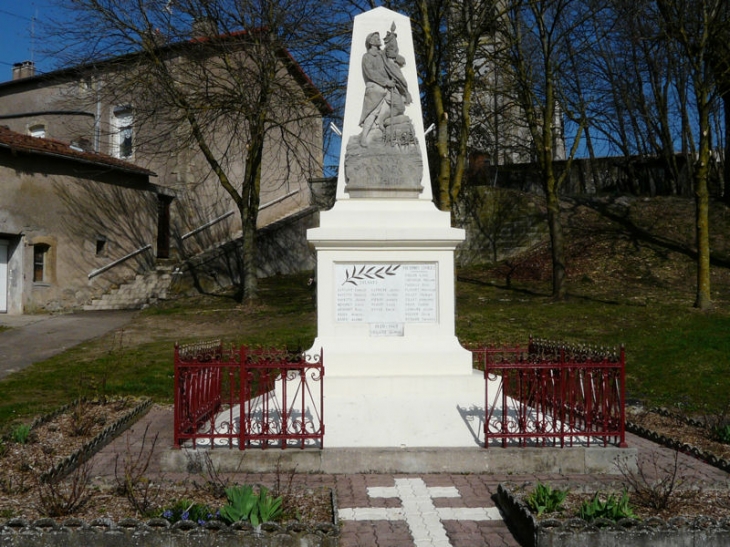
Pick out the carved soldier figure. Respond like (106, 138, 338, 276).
(359, 32, 395, 147)
(344, 16, 424, 196)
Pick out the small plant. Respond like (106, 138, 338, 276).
(160, 499, 216, 524)
(10, 424, 31, 444)
(114, 424, 162, 517)
(0, 473, 31, 495)
(187, 450, 243, 499)
(525, 482, 569, 516)
(219, 485, 283, 526)
(69, 400, 97, 437)
(36, 458, 93, 517)
(579, 490, 636, 521)
(219, 485, 258, 525)
(712, 423, 730, 444)
(256, 486, 283, 523)
(616, 448, 685, 511)
(272, 455, 301, 520)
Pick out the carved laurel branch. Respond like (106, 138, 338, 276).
(342, 264, 401, 286)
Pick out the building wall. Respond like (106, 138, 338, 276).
(0, 150, 159, 313)
(0, 51, 326, 259)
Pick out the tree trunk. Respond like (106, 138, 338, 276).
(436, 109, 452, 212)
(240, 217, 258, 303)
(694, 163, 712, 310)
(545, 177, 566, 300)
(240, 130, 265, 303)
(694, 100, 712, 310)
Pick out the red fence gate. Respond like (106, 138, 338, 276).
(473, 338, 626, 448)
(174, 341, 324, 449)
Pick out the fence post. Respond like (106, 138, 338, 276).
(173, 343, 181, 448)
(239, 345, 247, 450)
(619, 346, 628, 448)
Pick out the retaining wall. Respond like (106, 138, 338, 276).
(0, 518, 339, 547)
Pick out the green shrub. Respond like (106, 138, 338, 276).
(525, 483, 569, 516)
(579, 491, 636, 521)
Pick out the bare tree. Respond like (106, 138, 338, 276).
(46, 0, 345, 301)
(383, 0, 503, 215)
(587, 0, 686, 193)
(655, 0, 728, 309)
(496, 0, 600, 299)
(706, 13, 730, 205)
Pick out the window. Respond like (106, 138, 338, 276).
(112, 106, 134, 159)
(29, 124, 45, 138)
(156, 195, 172, 259)
(33, 244, 49, 283)
(96, 236, 107, 256)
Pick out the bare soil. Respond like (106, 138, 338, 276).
(627, 406, 730, 462)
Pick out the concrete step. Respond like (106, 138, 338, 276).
(85, 267, 175, 311)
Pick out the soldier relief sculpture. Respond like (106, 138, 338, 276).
(345, 22, 424, 198)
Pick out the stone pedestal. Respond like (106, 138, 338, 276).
(308, 200, 472, 379)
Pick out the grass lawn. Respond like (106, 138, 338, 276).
(0, 195, 729, 430)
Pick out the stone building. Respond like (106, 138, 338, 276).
(0, 30, 331, 312)
(0, 126, 170, 313)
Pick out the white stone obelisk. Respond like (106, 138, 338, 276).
(307, 7, 483, 447)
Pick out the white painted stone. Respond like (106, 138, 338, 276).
(323, 372, 485, 447)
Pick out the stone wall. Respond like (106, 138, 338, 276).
(470, 154, 724, 198)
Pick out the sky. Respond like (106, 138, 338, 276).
(0, 2, 59, 80)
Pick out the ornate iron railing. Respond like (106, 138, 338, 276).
(473, 338, 626, 448)
(174, 342, 324, 450)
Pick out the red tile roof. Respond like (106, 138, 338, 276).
(0, 126, 155, 176)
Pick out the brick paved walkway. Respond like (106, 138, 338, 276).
(89, 405, 730, 547)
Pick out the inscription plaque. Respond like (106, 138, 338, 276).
(335, 263, 437, 325)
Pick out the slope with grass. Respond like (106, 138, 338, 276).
(0, 195, 728, 432)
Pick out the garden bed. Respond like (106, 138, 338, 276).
(0, 399, 339, 546)
(496, 484, 730, 547)
(495, 406, 730, 547)
(627, 406, 730, 473)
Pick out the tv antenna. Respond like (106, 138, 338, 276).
(30, 9, 37, 63)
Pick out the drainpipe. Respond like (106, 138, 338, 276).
(94, 77, 101, 152)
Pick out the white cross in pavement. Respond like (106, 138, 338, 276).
(338, 478, 502, 547)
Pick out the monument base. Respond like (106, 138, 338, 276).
(323, 370, 485, 447)
(310, 334, 472, 378)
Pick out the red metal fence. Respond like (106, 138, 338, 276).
(174, 341, 324, 449)
(473, 338, 626, 448)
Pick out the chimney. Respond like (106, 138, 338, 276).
(12, 61, 35, 80)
